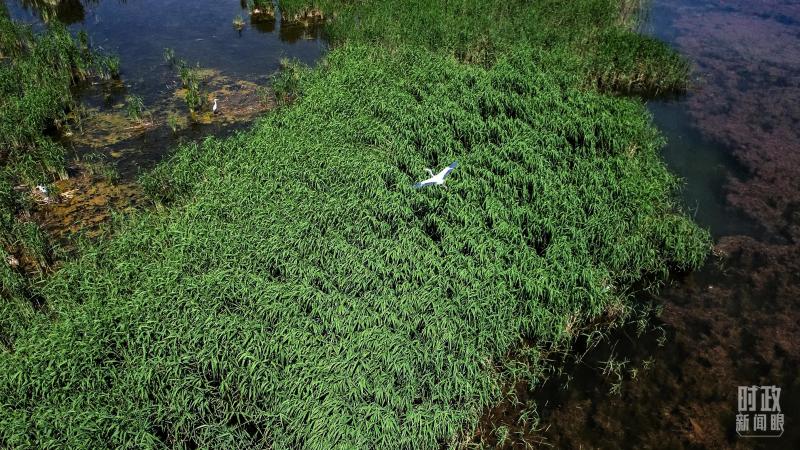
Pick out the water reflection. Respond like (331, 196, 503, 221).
(279, 18, 324, 43)
(5, 0, 326, 101)
(13, 0, 96, 24)
(250, 14, 275, 34)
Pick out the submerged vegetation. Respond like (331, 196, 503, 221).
(0, 0, 709, 448)
(163, 47, 176, 65)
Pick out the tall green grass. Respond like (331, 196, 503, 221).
(279, 0, 689, 94)
(0, 0, 709, 448)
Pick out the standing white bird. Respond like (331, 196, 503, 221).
(33, 185, 51, 203)
(212, 98, 219, 114)
(413, 161, 458, 189)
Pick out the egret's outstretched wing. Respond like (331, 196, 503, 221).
(442, 161, 459, 178)
(413, 180, 436, 189)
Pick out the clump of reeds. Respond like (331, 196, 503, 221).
(246, 0, 276, 19)
(271, 57, 307, 105)
(166, 113, 180, 133)
(232, 15, 246, 31)
(175, 60, 207, 115)
(277, 0, 689, 94)
(125, 94, 145, 121)
(588, 28, 690, 96)
(80, 153, 119, 183)
(255, 85, 272, 105)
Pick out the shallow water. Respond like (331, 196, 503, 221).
(479, 1, 800, 448)
(7, 0, 324, 92)
(5, 0, 325, 176)
(4, 0, 325, 238)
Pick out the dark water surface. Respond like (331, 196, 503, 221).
(8, 0, 325, 87)
(476, 1, 800, 449)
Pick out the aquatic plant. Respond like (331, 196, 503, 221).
(589, 28, 690, 95)
(0, 9, 109, 351)
(176, 62, 207, 114)
(0, 9, 115, 180)
(98, 54, 121, 80)
(246, 0, 276, 17)
(278, 0, 689, 93)
(125, 94, 145, 121)
(495, 426, 510, 446)
(1, 40, 710, 447)
(178, 63, 191, 86)
(80, 153, 120, 183)
(517, 402, 540, 429)
(256, 85, 272, 105)
(167, 113, 180, 133)
(232, 15, 246, 31)
(184, 84, 203, 113)
(617, 0, 650, 30)
(1, 16, 79, 183)
(76, 29, 91, 58)
(271, 57, 307, 105)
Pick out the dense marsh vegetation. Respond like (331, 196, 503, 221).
(0, 0, 709, 448)
(0, 6, 114, 351)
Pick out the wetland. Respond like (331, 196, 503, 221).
(3, 1, 795, 449)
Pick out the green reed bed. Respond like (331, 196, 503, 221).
(279, 0, 689, 93)
(0, 1, 708, 448)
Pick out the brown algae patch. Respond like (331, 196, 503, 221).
(173, 75, 272, 125)
(66, 69, 273, 151)
(66, 106, 156, 148)
(672, 2, 800, 238)
(31, 173, 143, 239)
(37, 71, 275, 242)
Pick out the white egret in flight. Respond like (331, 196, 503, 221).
(413, 161, 458, 189)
